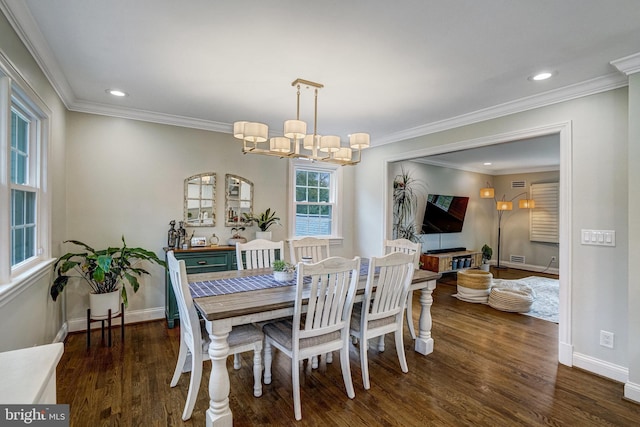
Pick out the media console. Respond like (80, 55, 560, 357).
(426, 247, 466, 254)
(420, 249, 482, 273)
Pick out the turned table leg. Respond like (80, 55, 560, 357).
(414, 280, 436, 355)
(205, 319, 233, 427)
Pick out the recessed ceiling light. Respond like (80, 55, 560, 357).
(530, 71, 554, 81)
(106, 89, 128, 97)
(483, 162, 492, 166)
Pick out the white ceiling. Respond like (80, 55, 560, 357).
(1, 0, 639, 170)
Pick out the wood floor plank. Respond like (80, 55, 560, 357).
(56, 267, 640, 426)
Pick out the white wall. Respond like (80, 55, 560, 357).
(0, 12, 67, 351)
(356, 88, 630, 376)
(626, 72, 640, 400)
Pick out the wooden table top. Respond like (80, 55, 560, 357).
(191, 267, 440, 322)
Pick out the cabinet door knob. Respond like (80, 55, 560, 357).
(197, 260, 207, 265)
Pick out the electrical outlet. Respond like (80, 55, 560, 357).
(551, 256, 557, 263)
(600, 330, 614, 348)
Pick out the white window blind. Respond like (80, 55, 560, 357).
(530, 182, 559, 243)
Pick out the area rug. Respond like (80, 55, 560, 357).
(519, 276, 559, 323)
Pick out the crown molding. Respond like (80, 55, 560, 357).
(374, 73, 628, 146)
(611, 52, 640, 76)
(70, 100, 232, 133)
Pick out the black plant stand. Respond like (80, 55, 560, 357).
(86, 303, 124, 348)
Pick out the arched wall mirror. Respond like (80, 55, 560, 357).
(184, 172, 216, 226)
(225, 174, 253, 227)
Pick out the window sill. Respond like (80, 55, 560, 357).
(0, 258, 55, 308)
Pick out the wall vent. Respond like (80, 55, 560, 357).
(510, 255, 525, 264)
(511, 180, 526, 189)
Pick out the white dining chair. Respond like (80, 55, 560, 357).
(262, 256, 360, 421)
(384, 238, 421, 341)
(167, 251, 264, 421)
(349, 252, 415, 390)
(236, 239, 284, 270)
(288, 236, 332, 368)
(288, 237, 330, 264)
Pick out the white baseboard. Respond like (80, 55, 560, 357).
(67, 306, 165, 333)
(624, 381, 640, 403)
(491, 260, 559, 275)
(54, 323, 68, 343)
(573, 352, 629, 383)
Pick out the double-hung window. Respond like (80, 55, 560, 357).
(1, 65, 50, 287)
(289, 160, 342, 239)
(10, 105, 37, 266)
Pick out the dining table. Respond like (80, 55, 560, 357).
(189, 259, 441, 427)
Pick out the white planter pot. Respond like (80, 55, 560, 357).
(255, 231, 272, 240)
(480, 263, 490, 272)
(273, 271, 294, 282)
(89, 290, 121, 319)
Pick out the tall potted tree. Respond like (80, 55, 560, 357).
(392, 167, 422, 243)
(51, 236, 165, 317)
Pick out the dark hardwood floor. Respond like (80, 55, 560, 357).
(57, 268, 640, 426)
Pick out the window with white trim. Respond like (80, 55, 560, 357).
(0, 66, 50, 286)
(10, 105, 38, 266)
(289, 161, 342, 239)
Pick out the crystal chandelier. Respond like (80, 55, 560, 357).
(233, 78, 370, 165)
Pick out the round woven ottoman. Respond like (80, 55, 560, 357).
(488, 280, 536, 312)
(456, 269, 493, 303)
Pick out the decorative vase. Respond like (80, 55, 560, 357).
(273, 271, 294, 282)
(256, 231, 272, 240)
(89, 289, 121, 319)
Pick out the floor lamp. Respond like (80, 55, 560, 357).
(480, 185, 535, 269)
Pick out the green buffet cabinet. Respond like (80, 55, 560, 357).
(164, 246, 237, 328)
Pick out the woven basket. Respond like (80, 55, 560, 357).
(488, 287, 535, 312)
(457, 269, 493, 290)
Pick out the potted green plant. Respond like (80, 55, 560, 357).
(243, 208, 281, 240)
(392, 166, 423, 243)
(272, 259, 296, 282)
(481, 244, 493, 271)
(51, 236, 165, 316)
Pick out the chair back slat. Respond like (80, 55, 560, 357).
(288, 237, 330, 264)
(364, 252, 415, 323)
(236, 239, 284, 270)
(384, 238, 421, 269)
(294, 257, 360, 343)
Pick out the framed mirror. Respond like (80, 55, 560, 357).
(184, 173, 216, 226)
(225, 174, 253, 227)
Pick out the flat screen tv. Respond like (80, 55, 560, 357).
(421, 194, 470, 234)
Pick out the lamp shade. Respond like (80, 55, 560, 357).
(303, 134, 321, 150)
(480, 187, 495, 198)
(270, 137, 291, 153)
(319, 135, 340, 153)
(284, 120, 306, 140)
(333, 147, 352, 161)
(519, 199, 535, 209)
(496, 201, 513, 211)
(349, 133, 370, 149)
(243, 122, 268, 143)
(233, 121, 247, 140)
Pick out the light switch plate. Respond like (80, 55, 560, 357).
(581, 229, 615, 246)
